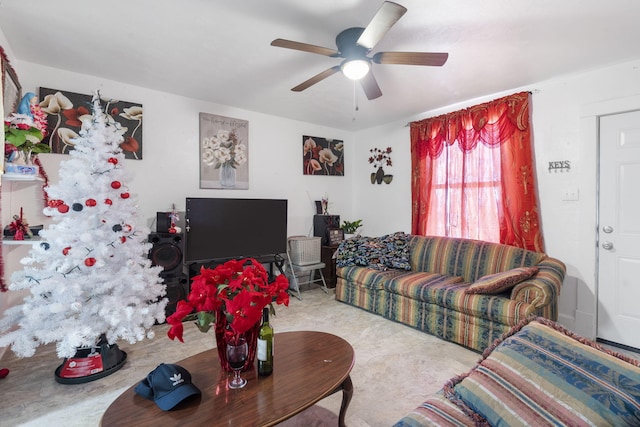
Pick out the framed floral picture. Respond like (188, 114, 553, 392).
(303, 135, 344, 176)
(37, 87, 143, 159)
(1, 47, 21, 115)
(199, 113, 249, 189)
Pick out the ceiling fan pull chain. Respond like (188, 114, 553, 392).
(353, 81, 359, 122)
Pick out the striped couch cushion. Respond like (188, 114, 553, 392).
(445, 318, 640, 426)
(337, 265, 409, 290)
(410, 236, 547, 282)
(384, 272, 465, 301)
(393, 392, 475, 427)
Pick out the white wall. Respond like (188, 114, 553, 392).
(351, 59, 640, 339)
(14, 62, 355, 235)
(4, 21, 640, 342)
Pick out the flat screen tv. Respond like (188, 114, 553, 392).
(185, 197, 288, 263)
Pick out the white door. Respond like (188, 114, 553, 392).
(598, 110, 640, 349)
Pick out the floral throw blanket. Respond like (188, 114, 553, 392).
(335, 232, 412, 271)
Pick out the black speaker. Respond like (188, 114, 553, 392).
(313, 214, 340, 245)
(148, 232, 184, 277)
(163, 274, 189, 318)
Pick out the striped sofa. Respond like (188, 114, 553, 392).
(394, 317, 640, 426)
(335, 234, 566, 352)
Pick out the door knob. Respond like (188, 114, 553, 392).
(602, 225, 613, 233)
(602, 241, 614, 250)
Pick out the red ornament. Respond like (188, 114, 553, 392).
(124, 224, 133, 232)
(120, 192, 130, 199)
(85, 199, 97, 207)
(57, 204, 70, 213)
(104, 199, 113, 205)
(111, 181, 121, 189)
(120, 236, 127, 243)
(48, 199, 63, 208)
(108, 157, 118, 165)
(84, 257, 97, 267)
(63, 247, 71, 256)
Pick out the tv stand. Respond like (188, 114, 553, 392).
(186, 254, 286, 282)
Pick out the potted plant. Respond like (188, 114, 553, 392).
(341, 219, 363, 238)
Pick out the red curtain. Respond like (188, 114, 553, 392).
(410, 92, 544, 252)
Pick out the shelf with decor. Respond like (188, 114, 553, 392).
(2, 237, 40, 245)
(1, 173, 47, 247)
(2, 173, 44, 182)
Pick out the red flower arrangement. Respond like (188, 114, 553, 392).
(166, 258, 289, 342)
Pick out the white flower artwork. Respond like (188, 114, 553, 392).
(199, 113, 249, 189)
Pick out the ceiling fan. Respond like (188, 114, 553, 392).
(270, 1, 448, 100)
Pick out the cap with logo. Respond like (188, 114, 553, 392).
(134, 363, 201, 411)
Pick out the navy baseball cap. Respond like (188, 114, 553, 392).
(134, 363, 201, 411)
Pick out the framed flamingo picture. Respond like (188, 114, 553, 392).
(302, 135, 344, 176)
(37, 87, 144, 160)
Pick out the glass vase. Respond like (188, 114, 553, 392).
(219, 163, 236, 188)
(214, 308, 260, 372)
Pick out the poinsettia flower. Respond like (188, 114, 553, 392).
(166, 258, 289, 342)
(167, 322, 184, 342)
(226, 291, 263, 335)
(166, 301, 193, 342)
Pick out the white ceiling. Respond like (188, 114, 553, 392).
(1, 0, 640, 131)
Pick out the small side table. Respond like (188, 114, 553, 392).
(320, 245, 339, 288)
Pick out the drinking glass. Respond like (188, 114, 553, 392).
(226, 335, 248, 389)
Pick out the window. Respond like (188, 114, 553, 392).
(410, 92, 544, 251)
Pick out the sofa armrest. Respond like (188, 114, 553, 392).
(510, 257, 565, 319)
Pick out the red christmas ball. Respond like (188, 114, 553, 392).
(85, 199, 97, 207)
(84, 257, 97, 267)
(63, 247, 71, 256)
(104, 199, 113, 205)
(57, 204, 70, 213)
(111, 181, 121, 189)
(120, 236, 127, 243)
(48, 199, 61, 208)
(124, 224, 133, 232)
(120, 192, 130, 199)
(108, 157, 118, 165)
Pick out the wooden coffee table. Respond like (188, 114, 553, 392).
(100, 331, 354, 426)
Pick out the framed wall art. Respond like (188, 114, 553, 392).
(199, 113, 249, 189)
(38, 87, 144, 160)
(303, 135, 344, 176)
(1, 47, 21, 115)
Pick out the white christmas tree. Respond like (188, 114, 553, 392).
(0, 94, 167, 359)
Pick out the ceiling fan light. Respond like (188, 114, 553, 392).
(341, 59, 370, 80)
